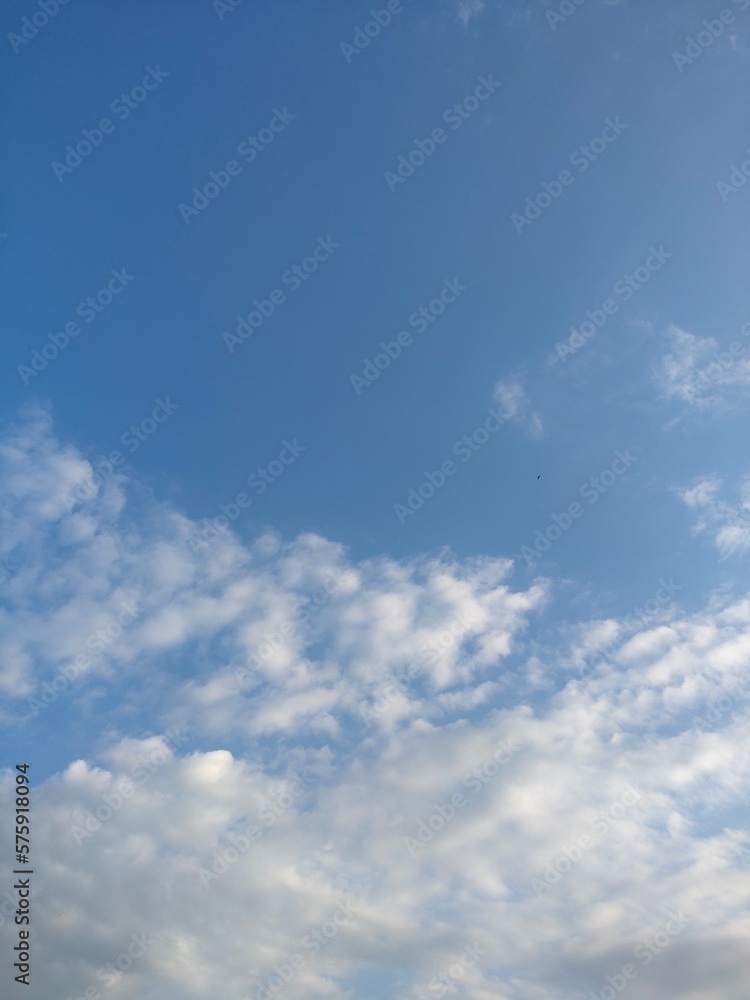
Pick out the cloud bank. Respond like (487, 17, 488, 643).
(1, 406, 749, 1000)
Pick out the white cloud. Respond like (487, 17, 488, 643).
(4, 601, 750, 999)
(492, 376, 544, 438)
(0, 407, 546, 733)
(676, 475, 750, 558)
(654, 325, 750, 412)
(1, 407, 750, 999)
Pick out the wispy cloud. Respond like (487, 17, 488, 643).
(457, 0, 486, 27)
(654, 325, 750, 412)
(676, 474, 750, 558)
(492, 375, 544, 437)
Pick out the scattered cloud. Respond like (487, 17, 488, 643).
(676, 474, 750, 558)
(653, 325, 750, 413)
(492, 375, 544, 437)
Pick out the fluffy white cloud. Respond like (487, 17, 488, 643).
(0, 427, 545, 734)
(1, 408, 749, 1000)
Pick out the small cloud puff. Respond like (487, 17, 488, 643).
(676, 474, 750, 558)
(492, 375, 544, 438)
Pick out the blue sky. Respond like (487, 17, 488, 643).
(2, 2, 750, 999)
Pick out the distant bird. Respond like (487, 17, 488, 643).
(537, 475, 542, 479)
